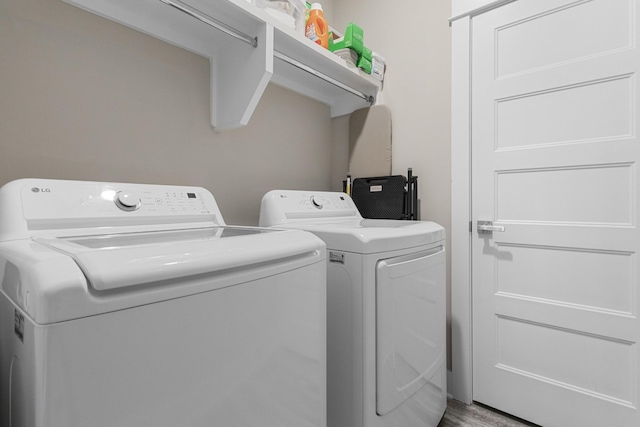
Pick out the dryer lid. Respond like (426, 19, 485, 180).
(259, 190, 445, 253)
(270, 219, 445, 254)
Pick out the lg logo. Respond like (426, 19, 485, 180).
(31, 187, 51, 193)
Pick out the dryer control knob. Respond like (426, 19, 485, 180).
(114, 191, 141, 211)
(311, 196, 324, 209)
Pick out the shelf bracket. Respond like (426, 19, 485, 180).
(212, 23, 273, 130)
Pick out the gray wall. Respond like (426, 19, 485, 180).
(0, 0, 336, 226)
(1, 0, 453, 368)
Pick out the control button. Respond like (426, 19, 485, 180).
(310, 196, 323, 209)
(114, 191, 141, 211)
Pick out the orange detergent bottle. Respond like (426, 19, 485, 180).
(305, 3, 329, 49)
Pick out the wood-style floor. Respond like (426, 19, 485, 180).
(438, 399, 540, 427)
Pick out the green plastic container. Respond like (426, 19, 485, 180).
(357, 54, 372, 74)
(361, 46, 372, 62)
(329, 22, 364, 55)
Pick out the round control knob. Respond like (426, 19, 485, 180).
(310, 196, 324, 209)
(114, 190, 141, 211)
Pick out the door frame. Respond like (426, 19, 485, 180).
(449, 0, 516, 405)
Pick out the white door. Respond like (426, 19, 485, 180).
(471, 1, 640, 426)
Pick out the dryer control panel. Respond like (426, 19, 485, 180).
(260, 190, 361, 226)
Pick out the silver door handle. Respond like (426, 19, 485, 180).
(477, 221, 505, 234)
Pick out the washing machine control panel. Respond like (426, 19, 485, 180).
(310, 195, 324, 209)
(114, 190, 142, 211)
(11, 179, 226, 238)
(104, 188, 213, 215)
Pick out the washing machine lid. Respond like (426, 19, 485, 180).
(1, 226, 324, 324)
(270, 219, 444, 254)
(35, 226, 303, 292)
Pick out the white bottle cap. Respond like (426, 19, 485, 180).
(310, 3, 323, 11)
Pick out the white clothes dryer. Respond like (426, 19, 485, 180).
(260, 190, 446, 427)
(0, 179, 327, 427)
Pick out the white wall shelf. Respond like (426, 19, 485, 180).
(63, 0, 380, 131)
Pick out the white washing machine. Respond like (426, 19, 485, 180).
(260, 190, 446, 427)
(0, 179, 327, 427)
